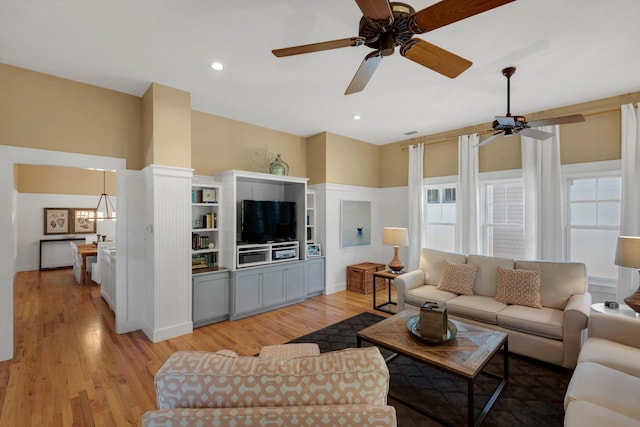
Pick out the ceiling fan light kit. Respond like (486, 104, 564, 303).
(272, 0, 516, 94)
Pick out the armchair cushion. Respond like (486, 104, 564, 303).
(154, 347, 390, 410)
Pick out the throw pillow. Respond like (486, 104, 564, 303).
(495, 267, 542, 308)
(436, 260, 479, 295)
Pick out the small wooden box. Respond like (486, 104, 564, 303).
(347, 262, 385, 294)
(419, 301, 448, 341)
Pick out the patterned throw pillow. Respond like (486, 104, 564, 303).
(436, 260, 479, 295)
(495, 267, 542, 308)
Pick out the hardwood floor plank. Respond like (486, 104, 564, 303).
(0, 269, 394, 426)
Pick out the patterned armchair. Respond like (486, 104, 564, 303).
(142, 345, 397, 427)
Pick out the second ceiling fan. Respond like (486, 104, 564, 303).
(272, 0, 516, 95)
(477, 66, 586, 146)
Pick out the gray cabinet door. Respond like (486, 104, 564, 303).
(262, 266, 285, 308)
(285, 263, 306, 302)
(233, 269, 262, 316)
(305, 257, 325, 296)
(193, 271, 229, 327)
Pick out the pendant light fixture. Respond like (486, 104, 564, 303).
(96, 170, 116, 220)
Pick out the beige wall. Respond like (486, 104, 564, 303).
(0, 64, 144, 170)
(2, 63, 638, 189)
(306, 133, 327, 185)
(325, 132, 380, 188)
(191, 110, 307, 177)
(15, 165, 116, 195)
(143, 83, 192, 168)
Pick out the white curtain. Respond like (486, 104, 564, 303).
(408, 143, 425, 271)
(456, 134, 480, 254)
(521, 125, 564, 261)
(618, 103, 640, 302)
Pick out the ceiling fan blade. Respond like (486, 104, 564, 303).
(400, 39, 472, 78)
(526, 114, 586, 128)
(495, 116, 515, 126)
(519, 128, 554, 140)
(408, 0, 515, 34)
(355, 0, 393, 21)
(272, 37, 365, 57)
(345, 51, 383, 95)
(476, 131, 503, 147)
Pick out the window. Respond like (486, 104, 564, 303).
(424, 184, 456, 252)
(567, 176, 621, 282)
(483, 181, 525, 259)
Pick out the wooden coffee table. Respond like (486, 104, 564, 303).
(357, 309, 508, 427)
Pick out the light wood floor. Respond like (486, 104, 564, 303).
(0, 269, 393, 426)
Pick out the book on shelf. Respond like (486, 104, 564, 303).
(191, 252, 217, 271)
(192, 233, 213, 250)
(192, 189, 203, 203)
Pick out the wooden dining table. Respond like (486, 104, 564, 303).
(76, 243, 98, 285)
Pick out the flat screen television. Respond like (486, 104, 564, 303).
(241, 200, 296, 244)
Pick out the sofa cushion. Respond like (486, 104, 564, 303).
(578, 337, 640, 378)
(515, 260, 586, 310)
(564, 362, 640, 420)
(466, 255, 515, 297)
(419, 249, 467, 286)
(143, 405, 398, 427)
(436, 260, 478, 295)
(405, 284, 458, 308)
(497, 305, 563, 339)
(564, 400, 640, 427)
(154, 347, 390, 410)
(495, 267, 542, 309)
(446, 295, 506, 324)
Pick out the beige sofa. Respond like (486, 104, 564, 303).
(142, 345, 397, 427)
(394, 248, 591, 368)
(564, 312, 640, 426)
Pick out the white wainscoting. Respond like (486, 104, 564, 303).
(142, 165, 193, 342)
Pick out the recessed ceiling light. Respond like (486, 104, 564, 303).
(211, 62, 224, 71)
(353, 115, 361, 120)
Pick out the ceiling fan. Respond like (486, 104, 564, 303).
(272, 0, 515, 95)
(478, 66, 585, 146)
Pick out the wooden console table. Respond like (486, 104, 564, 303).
(39, 237, 86, 271)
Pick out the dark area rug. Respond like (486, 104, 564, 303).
(289, 312, 572, 427)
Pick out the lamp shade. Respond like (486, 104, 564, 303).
(615, 236, 640, 269)
(383, 227, 408, 247)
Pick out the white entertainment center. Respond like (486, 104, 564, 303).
(191, 170, 324, 326)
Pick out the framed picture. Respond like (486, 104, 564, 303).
(341, 200, 371, 247)
(307, 243, 322, 257)
(44, 208, 70, 235)
(71, 208, 97, 234)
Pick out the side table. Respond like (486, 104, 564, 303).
(591, 302, 639, 319)
(372, 270, 402, 314)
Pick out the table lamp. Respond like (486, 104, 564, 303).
(383, 227, 408, 273)
(615, 235, 640, 313)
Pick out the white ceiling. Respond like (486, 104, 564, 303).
(2, 0, 640, 145)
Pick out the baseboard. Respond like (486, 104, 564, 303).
(145, 321, 193, 343)
(325, 282, 346, 295)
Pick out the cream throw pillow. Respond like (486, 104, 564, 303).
(436, 260, 479, 295)
(495, 267, 542, 308)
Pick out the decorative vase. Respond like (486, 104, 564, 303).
(269, 154, 289, 176)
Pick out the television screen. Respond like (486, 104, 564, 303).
(241, 200, 296, 243)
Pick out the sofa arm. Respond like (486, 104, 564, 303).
(562, 292, 592, 368)
(393, 270, 425, 312)
(588, 312, 640, 349)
